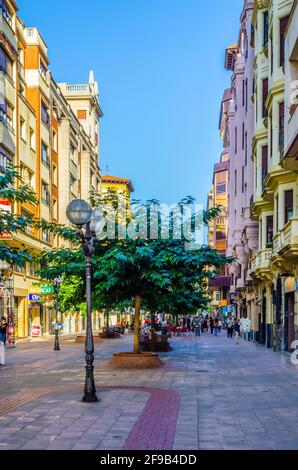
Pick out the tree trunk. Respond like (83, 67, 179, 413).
(151, 312, 156, 342)
(134, 295, 141, 354)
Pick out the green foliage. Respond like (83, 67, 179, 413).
(0, 165, 37, 266)
(57, 276, 85, 314)
(38, 197, 233, 338)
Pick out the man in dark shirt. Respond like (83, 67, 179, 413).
(0, 316, 8, 346)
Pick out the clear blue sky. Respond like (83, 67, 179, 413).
(18, 0, 242, 206)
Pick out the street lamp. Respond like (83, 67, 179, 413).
(66, 199, 101, 403)
(53, 276, 64, 351)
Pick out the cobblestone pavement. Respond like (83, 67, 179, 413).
(0, 332, 298, 450)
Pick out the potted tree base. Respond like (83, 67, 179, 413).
(108, 352, 164, 369)
(75, 335, 102, 344)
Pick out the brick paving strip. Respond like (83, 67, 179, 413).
(0, 385, 181, 450)
(122, 388, 181, 450)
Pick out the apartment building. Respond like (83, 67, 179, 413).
(207, 149, 231, 317)
(0, 1, 102, 339)
(221, 1, 259, 322)
(249, 0, 296, 351)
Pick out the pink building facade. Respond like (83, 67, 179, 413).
(223, 1, 259, 316)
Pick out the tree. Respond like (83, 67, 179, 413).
(0, 165, 37, 266)
(38, 196, 232, 353)
(0, 165, 79, 267)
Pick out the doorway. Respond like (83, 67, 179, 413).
(284, 292, 295, 352)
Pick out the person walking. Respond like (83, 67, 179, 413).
(218, 319, 222, 333)
(203, 317, 208, 333)
(193, 317, 201, 337)
(209, 316, 214, 335)
(234, 319, 241, 345)
(227, 318, 234, 339)
(213, 317, 219, 336)
(0, 316, 8, 347)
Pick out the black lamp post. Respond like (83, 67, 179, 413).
(53, 276, 63, 351)
(66, 199, 101, 403)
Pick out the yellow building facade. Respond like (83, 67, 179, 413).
(0, 1, 102, 339)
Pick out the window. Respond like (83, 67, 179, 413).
(270, 114, 273, 158)
(30, 128, 35, 150)
(52, 163, 58, 186)
(70, 175, 76, 194)
(41, 101, 49, 127)
(20, 117, 26, 141)
(280, 16, 290, 68)
(0, 101, 13, 128)
(42, 227, 50, 244)
(242, 166, 245, 194)
(41, 181, 50, 206)
(271, 33, 274, 75)
(21, 209, 33, 236)
(262, 78, 268, 118)
(0, 45, 13, 79)
(276, 195, 279, 232)
(27, 170, 34, 188)
(263, 11, 269, 47)
(70, 144, 77, 164)
(216, 231, 226, 241)
(52, 129, 57, 152)
(245, 78, 248, 112)
(235, 127, 237, 154)
(262, 145, 268, 191)
(0, 146, 11, 170)
(39, 60, 47, 80)
(216, 182, 226, 194)
(279, 102, 284, 155)
(235, 170, 237, 196)
(284, 190, 293, 225)
(0, 0, 12, 26)
(41, 142, 50, 167)
(266, 216, 273, 246)
(77, 110, 87, 120)
(242, 122, 245, 150)
(242, 80, 245, 107)
(52, 198, 58, 220)
(245, 131, 248, 165)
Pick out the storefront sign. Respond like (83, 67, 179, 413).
(0, 200, 12, 240)
(28, 285, 54, 295)
(219, 299, 228, 307)
(31, 325, 41, 337)
(285, 277, 296, 294)
(29, 286, 41, 295)
(40, 285, 54, 295)
(28, 293, 41, 302)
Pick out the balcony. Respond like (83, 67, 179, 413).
(0, 116, 15, 155)
(0, 71, 16, 106)
(273, 218, 298, 258)
(247, 248, 272, 280)
(0, 13, 17, 51)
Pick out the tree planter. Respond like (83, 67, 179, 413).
(75, 335, 102, 344)
(108, 352, 164, 369)
(99, 331, 121, 339)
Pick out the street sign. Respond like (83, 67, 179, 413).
(28, 293, 41, 302)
